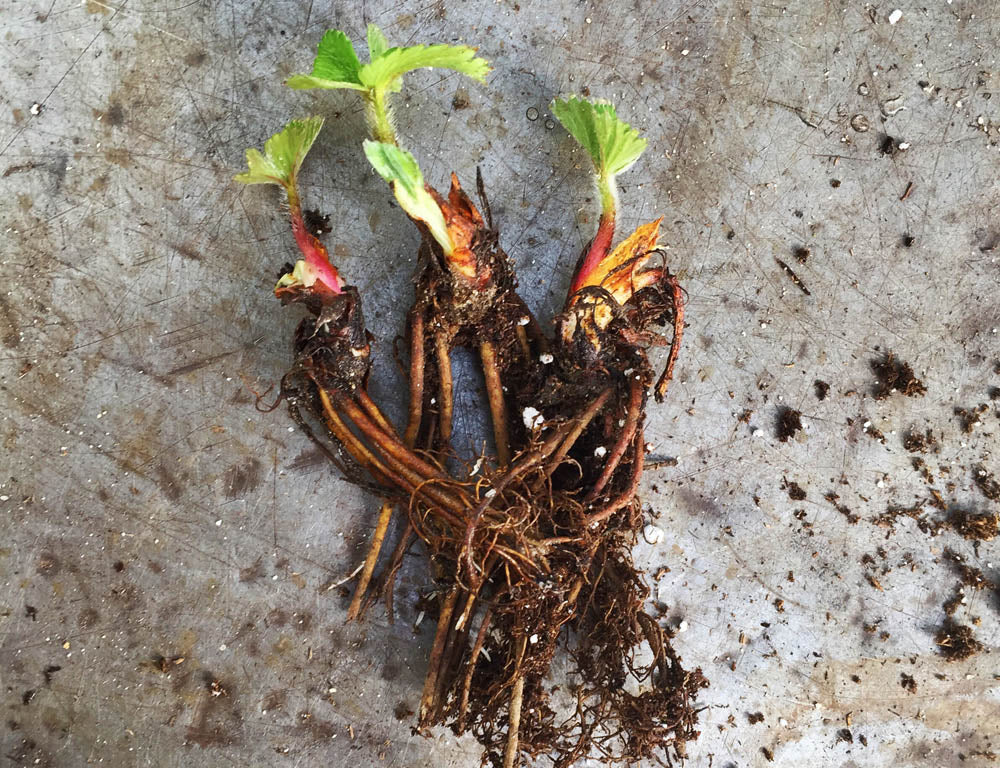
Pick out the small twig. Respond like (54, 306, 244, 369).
(775, 257, 811, 296)
(327, 560, 365, 590)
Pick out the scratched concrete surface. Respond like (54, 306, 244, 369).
(2, 1, 999, 766)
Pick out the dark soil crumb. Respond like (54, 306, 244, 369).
(747, 711, 764, 725)
(873, 502, 944, 536)
(776, 407, 803, 442)
(935, 618, 983, 661)
(304, 208, 332, 237)
(927, 488, 947, 511)
(988, 386, 1000, 400)
(911, 456, 934, 484)
(943, 591, 963, 616)
(954, 403, 989, 433)
(900, 673, 917, 694)
(940, 547, 997, 617)
(42, 665, 61, 685)
(903, 428, 938, 454)
(814, 379, 830, 400)
(783, 478, 807, 501)
(793, 246, 810, 264)
(837, 728, 854, 744)
(824, 491, 859, 524)
(974, 464, 1000, 502)
(863, 420, 886, 443)
(451, 87, 471, 110)
(871, 351, 926, 400)
(879, 134, 901, 156)
(948, 508, 999, 541)
(761, 746, 775, 762)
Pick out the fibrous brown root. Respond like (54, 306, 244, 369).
(271, 175, 702, 768)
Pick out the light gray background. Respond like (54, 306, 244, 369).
(2, 1, 998, 766)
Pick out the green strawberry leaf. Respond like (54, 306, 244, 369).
(359, 43, 490, 93)
(366, 23, 389, 60)
(234, 116, 324, 187)
(550, 96, 646, 180)
(286, 29, 365, 91)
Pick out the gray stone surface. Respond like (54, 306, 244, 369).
(2, 1, 998, 766)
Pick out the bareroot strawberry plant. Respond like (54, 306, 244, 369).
(236, 24, 706, 768)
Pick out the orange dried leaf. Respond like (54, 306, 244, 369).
(577, 217, 661, 293)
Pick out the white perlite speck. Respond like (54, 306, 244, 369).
(888, 9, 902, 24)
(539, 353, 554, 364)
(594, 446, 607, 458)
(522, 406, 543, 429)
(643, 524, 664, 544)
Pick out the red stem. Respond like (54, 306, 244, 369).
(287, 187, 343, 293)
(569, 209, 615, 296)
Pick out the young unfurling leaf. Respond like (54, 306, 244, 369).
(550, 96, 645, 211)
(363, 140, 452, 255)
(288, 25, 489, 145)
(551, 97, 647, 297)
(236, 117, 343, 297)
(234, 116, 325, 188)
